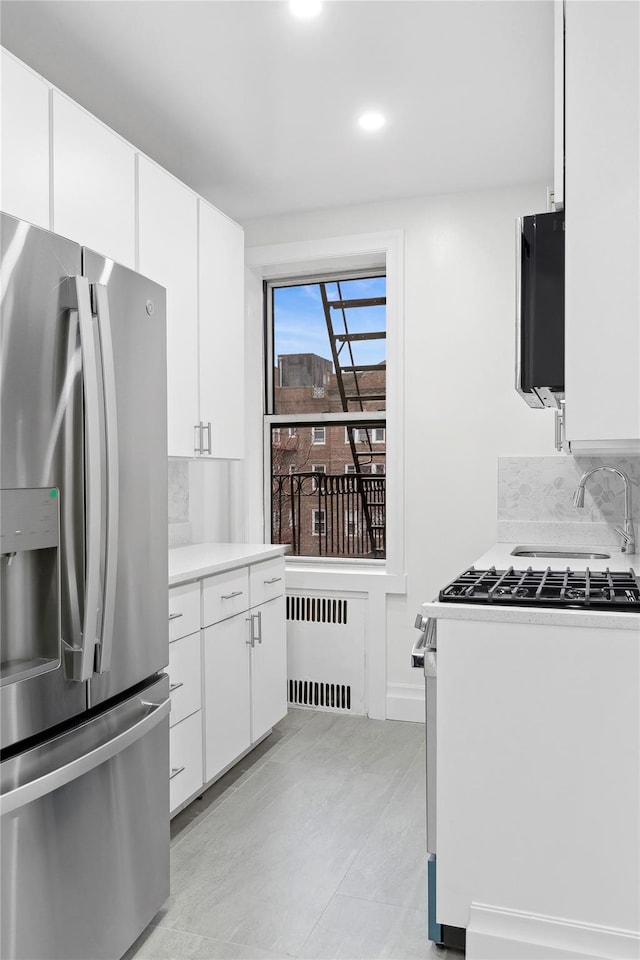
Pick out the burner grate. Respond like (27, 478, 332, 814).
(439, 566, 640, 610)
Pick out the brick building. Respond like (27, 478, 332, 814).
(271, 353, 386, 557)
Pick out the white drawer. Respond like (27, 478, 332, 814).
(169, 710, 203, 815)
(168, 631, 201, 727)
(169, 581, 200, 642)
(249, 557, 285, 607)
(202, 567, 249, 626)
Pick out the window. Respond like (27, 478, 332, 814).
(371, 463, 385, 475)
(266, 271, 386, 559)
(311, 464, 326, 490)
(312, 509, 326, 536)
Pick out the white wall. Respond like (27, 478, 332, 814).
(242, 184, 557, 699)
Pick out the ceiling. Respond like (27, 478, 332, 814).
(0, 0, 554, 223)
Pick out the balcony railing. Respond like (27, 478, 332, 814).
(272, 472, 386, 559)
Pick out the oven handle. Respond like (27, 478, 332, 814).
(424, 618, 437, 856)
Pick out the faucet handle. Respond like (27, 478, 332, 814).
(615, 526, 633, 543)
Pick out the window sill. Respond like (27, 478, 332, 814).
(285, 557, 406, 595)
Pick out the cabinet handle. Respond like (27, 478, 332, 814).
(168, 611, 184, 622)
(170, 765, 185, 781)
(169, 681, 184, 693)
(264, 577, 282, 584)
(256, 610, 262, 644)
(221, 590, 243, 600)
(245, 613, 261, 646)
(205, 421, 212, 455)
(194, 421, 204, 455)
(245, 616, 253, 646)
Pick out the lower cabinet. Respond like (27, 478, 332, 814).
(203, 614, 252, 782)
(169, 710, 204, 814)
(250, 595, 287, 743)
(203, 593, 287, 784)
(168, 554, 287, 817)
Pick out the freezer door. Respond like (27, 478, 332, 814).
(83, 250, 168, 705)
(0, 213, 87, 746)
(0, 674, 170, 960)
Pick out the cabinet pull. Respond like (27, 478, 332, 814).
(221, 590, 243, 600)
(169, 681, 184, 693)
(255, 610, 262, 644)
(194, 421, 204, 455)
(245, 616, 253, 646)
(168, 611, 184, 621)
(170, 765, 185, 781)
(264, 577, 282, 584)
(204, 421, 212, 455)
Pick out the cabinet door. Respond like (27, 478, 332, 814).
(0, 50, 49, 229)
(564, 1, 640, 450)
(138, 156, 198, 457)
(198, 199, 245, 459)
(52, 92, 136, 267)
(203, 616, 251, 782)
(250, 595, 287, 743)
(170, 710, 203, 815)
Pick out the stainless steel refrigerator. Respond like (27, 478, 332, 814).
(0, 212, 170, 960)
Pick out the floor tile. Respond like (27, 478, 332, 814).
(298, 893, 442, 959)
(122, 919, 287, 959)
(337, 744, 427, 911)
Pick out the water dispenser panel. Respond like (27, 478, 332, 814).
(1, 488, 60, 554)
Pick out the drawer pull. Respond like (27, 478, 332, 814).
(169, 681, 184, 693)
(168, 611, 183, 621)
(170, 765, 185, 781)
(221, 590, 243, 600)
(264, 577, 282, 584)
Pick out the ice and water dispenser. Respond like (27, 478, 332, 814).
(0, 488, 61, 685)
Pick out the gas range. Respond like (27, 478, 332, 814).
(438, 566, 640, 611)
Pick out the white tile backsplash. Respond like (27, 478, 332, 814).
(168, 459, 191, 544)
(497, 455, 640, 548)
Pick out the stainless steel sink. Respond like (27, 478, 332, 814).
(511, 547, 610, 560)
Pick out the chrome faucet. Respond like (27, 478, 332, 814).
(573, 465, 636, 554)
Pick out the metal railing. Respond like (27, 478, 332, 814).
(272, 472, 385, 558)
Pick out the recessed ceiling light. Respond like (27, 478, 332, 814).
(358, 111, 386, 132)
(289, 0, 322, 19)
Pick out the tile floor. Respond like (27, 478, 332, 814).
(124, 710, 452, 960)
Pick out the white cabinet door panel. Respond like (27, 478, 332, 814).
(564, 1, 640, 447)
(250, 595, 287, 743)
(168, 631, 202, 728)
(1, 51, 50, 229)
(170, 710, 203, 814)
(198, 200, 245, 459)
(138, 156, 198, 457)
(203, 617, 251, 782)
(169, 581, 201, 642)
(52, 92, 135, 267)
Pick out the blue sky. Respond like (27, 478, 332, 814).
(273, 276, 386, 368)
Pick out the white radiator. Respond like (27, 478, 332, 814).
(285, 591, 366, 715)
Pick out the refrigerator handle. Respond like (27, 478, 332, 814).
(92, 283, 119, 674)
(73, 275, 103, 681)
(0, 696, 170, 816)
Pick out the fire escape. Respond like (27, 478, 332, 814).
(319, 281, 386, 557)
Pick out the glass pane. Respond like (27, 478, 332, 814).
(272, 276, 386, 415)
(271, 423, 386, 559)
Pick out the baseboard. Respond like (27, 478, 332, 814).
(386, 682, 424, 722)
(466, 902, 640, 960)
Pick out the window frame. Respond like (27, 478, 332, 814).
(250, 229, 404, 575)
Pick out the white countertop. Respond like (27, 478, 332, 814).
(168, 542, 288, 586)
(423, 541, 640, 631)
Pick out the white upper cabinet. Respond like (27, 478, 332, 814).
(564, 0, 640, 453)
(52, 92, 136, 267)
(198, 200, 245, 459)
(138, 157, 199, 458)
(0, 50, 49, 229)
(553, 0, 564, 209)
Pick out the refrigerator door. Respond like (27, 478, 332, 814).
(0, 213, 87, 747)
(0, 674, 170, 960)
(83, 250, 168, 706)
